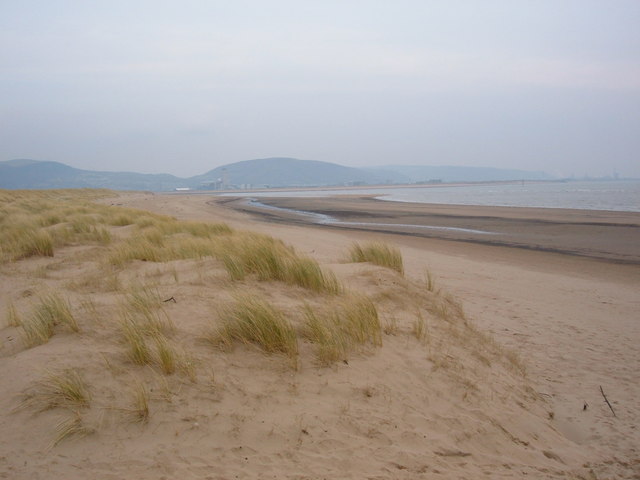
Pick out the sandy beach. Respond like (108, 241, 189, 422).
(1, 191, 638, 479)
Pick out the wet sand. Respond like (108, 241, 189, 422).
(227, 195, 640, 265)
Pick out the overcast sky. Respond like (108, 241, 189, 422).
(1, 1, 639, 178)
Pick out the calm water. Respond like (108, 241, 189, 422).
(223, 181, 640, 213)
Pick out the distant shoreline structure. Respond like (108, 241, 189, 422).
(169, 178, 560, 195)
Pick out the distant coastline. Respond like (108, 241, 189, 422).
(210, 179, 640, 213)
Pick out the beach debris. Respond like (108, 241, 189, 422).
(583, 401, 588, 411)
(435, 449, 472, 457)
(599, 386, 616, 417)
(163, 296, 177, 303)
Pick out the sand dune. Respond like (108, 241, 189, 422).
(1, 191, 638, 479)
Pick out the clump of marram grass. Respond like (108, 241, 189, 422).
(160, 219, 233, 238)
(429, 291, 466, 323)
(119, 284, 176, 366)
(1, 226, 54, 261)
(219, 234, 292, 281)
(283, 256, 342, 294)
(303, 306, 350, 365)
(219, 234, 341, 293)
(348, 242, 404, 275)
(19, 369, 91, 412)
(153, 334, 177, 374)
(124, 284, 174, 335)
(108, 236, 167, 265)
(50, 412, 94, 447)
(211, 293, 298, 363)
(19, 310, 55, 347)
(19, 293, 78, 347)
(424, 268, 436, 292)
(130, 381, 150, 423)
(303, 294, 382, 365)
(0, 190, 118, 263)
(6, 300, 21, 327)
(120, 315, 152, 365)
(412, 311, 428, 343)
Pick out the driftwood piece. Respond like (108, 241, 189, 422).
(163, 296, 177, 303)
(435, 449, 472, 457)
(599, 385, 616, 417)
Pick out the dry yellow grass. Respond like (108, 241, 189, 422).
(123, 284, 174, 336)
(130, 381, 150, 423)
(412, 310, 428, 343)
(20, 293, 78, 347)
(19, 369, 91, 412)
(212, 293, 299, 363)
(6, 300, 21, 328)
(348, 242, 404, 275)
(153, 334, 177, 375)
(303, 294, 382, 365)
(120, 315, 152, 365)
(50, 413, 94, 448)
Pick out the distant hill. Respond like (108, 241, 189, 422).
(190, 157, 383, 188)
(0, 158, 553, 191)
(0, 159, 185, 191)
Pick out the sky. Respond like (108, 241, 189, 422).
(1, 1, 639, 178)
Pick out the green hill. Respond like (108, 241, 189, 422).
(190, 157, 384, 189)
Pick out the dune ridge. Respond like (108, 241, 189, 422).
(1, 190, 637, 478)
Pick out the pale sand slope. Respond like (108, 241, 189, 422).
(135, 192, 640, 476)
(0, 191, 636, 479)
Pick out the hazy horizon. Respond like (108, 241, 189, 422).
(2, 1, 639, 178)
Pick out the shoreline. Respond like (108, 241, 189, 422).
(221, 195, 640, 265)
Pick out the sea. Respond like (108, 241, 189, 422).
(222, 180, 640, 213)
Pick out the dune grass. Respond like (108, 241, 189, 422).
(212, 293, 299, 362)
(0, 190, 114, 262)
(429, 291, 466, 323)
(130, 381, 150, 423)
(2, 190, 339, 294)
(6, 301, 21, 327)
(50, 413, 94, 447)
(283, 256, 342, 294)
(123, 284, 174, 336)
(120, 316, 152, 365)
(153, 334, 177, 374)
(348, 242, 404, 275)
(424, 268, 436, 292)
(412, 311, 428, 343)
(20, 369, 91, 412)
(303, 294, 382, 365)
(20, 293, 78, 347)
(219, 234, 341, 293)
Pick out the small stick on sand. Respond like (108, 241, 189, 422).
(163, 296, 177, 303)
(599, 386, 616, 417)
